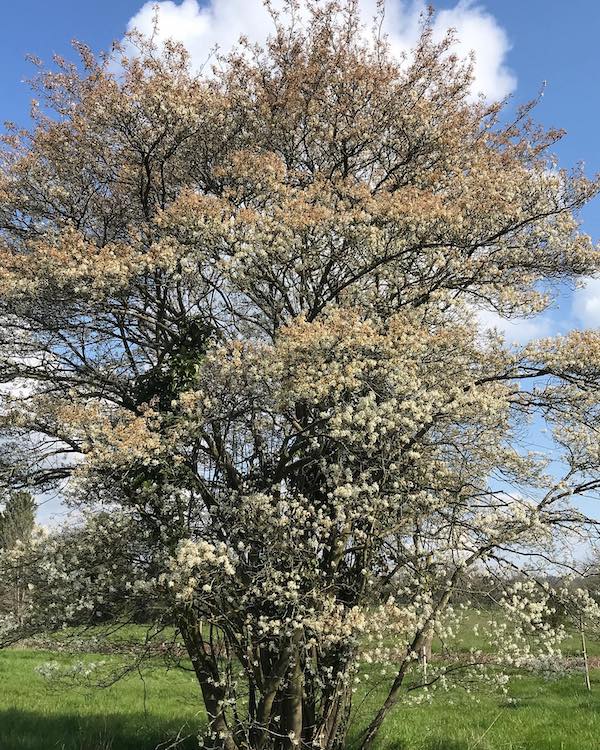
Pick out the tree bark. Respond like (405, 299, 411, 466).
(358, 627, 431, 750)
(314, 671, 353, 750)
(281, 636, 304, 749)
(179, 618, 237, 750)
(581, 619, 591, 692)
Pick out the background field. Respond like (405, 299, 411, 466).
(2, 618, 600, 750)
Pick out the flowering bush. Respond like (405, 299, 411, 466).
(1, 2, 600, 749)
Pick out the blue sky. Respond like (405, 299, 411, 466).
(1, 1, 600, 523)
(488, 1, 600, 236)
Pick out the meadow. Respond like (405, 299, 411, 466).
(1, 621, 600, 750)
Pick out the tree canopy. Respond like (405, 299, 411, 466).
(1, 3, 600, 749)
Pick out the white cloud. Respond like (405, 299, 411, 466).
(432, 1, 515, 101)
(126, 0, 273, 69)
(573, 277, 600, 328)
(476, 308, 555, 345)
(126, 0, 515, 101)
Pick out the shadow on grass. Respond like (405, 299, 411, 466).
(1, 712, 473, 750)
(383, 739, 467, 750)
(0, 708, 200, 750)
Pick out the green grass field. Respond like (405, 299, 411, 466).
(0, 648, 202, 750)
(2, 645, 600, 750)
(2, 614, 600, 750)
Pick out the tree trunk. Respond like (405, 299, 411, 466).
(358, 629, 430, 750)
(422, 629, 433, 662)
(581, 618, 592, 692)
(302, 663, 317, 746)
(314, 675, 353, 749)
(179, 618, 236, 750)
(281, 639, 304, 749)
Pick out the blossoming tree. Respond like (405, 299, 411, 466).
(2, 2, 600, 748)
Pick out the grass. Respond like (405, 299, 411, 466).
(2, 616, 600, 750)
(348, 671, 600, 750)
(0, 649, 203, 750)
